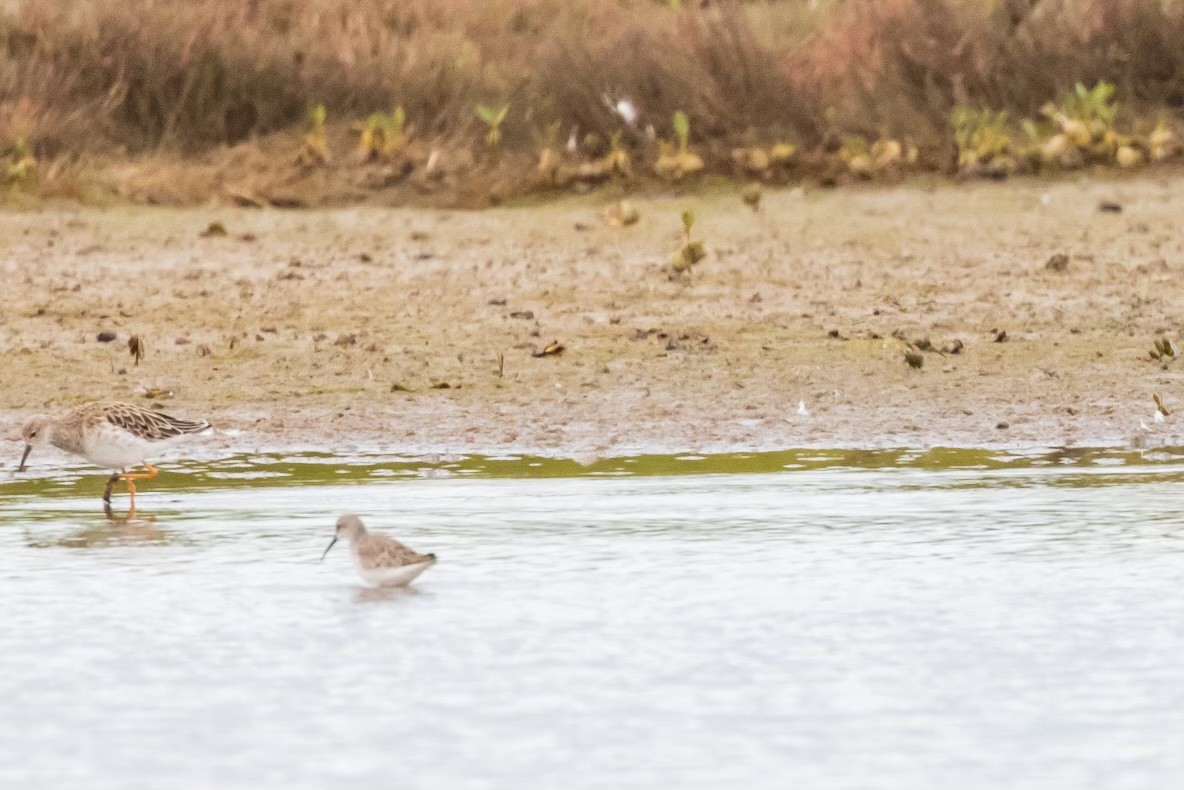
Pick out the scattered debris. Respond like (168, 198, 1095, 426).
(741, 182, 762, 212)
(1045, 253, 1070, 272)
(942, 339, 965, 354)
(409, 231, 430, 241)
(197, 344, 212, 357)
(669, 210, 707, 275)
(127, 335, 144, 365)
(96, 331, 117, 343)
(996, 421, 1010, 430)
(497, 353, 505, 377)
(797, 400, 810, 417)
(1154, 393, 1170, 417)
(992, 329, 1008, 342)
(670, 241, 706, 273)
(1149, 336, 1176, 361)
(904, 350, 925, 369)
(488, 298, 507, 306)
(333, 333, 358, 347)
(1098, 201, 1123, 213)
(532, 340, 565, 357)
(142, 386, 173, 400)
(430, 382, 452, 389)
(509, 310, 535, 320)
(200, 222, 227, 238)
(605, 200, 640, 227)
(390, 383, 412, 392)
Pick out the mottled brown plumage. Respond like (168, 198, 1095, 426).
(321, 514, 437, 587)
(18, 401, 211, 511)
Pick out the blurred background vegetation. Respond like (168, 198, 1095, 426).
(2, 0, 1183, 205)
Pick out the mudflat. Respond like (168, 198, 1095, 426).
(3, 173, 1183, 461)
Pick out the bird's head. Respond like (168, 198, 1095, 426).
(17, 416, 51, 472)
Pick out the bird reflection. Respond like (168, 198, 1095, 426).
(47, 508, 168, 548)
(352, 585, 423, 605)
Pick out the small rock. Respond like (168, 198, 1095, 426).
(1045, 253, 1070, 272)
(97, 331, 117, 343)
(996, 421, 1010, 430)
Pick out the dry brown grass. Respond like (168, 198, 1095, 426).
(2, 0, 1184, 205)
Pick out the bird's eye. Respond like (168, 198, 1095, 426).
(29, 430, 38, 438)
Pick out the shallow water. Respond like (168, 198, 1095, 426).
(2, 449, 1183, 789)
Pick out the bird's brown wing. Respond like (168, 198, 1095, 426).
(357, 534, 435, 570)
(102, 402, 211, 440)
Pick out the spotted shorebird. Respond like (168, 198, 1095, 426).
(18, 401, 211, 511)
(321, 514, 437, 587)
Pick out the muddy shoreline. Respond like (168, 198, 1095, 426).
(4, 174, 1184, 464)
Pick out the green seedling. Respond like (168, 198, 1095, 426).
(359, 106, 407, 161)
(3, 138, 37, 192)
(477, 104, 510, 148)
(655, 111, 703, 180)
(670, 209, 706, 274)
(299, 104, 329, 165)
(951, 107, 1011, 170)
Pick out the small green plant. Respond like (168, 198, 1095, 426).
(299, 104, 329, 165)
(673, 110, 690, 155)
(655, 111, 703, 180)
(1062, 81, 1117, 130)
(1036, 82, 1119, 163)
(839, 135, 871, 177)
(3, 139, 37, 192)
(358, 106, 407, 161)
(476, 104, 509, 148)
(951, 107, 1011, 169)
(670, 209, 706, 274)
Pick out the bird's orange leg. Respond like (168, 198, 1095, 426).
(120, 463, 159, 483)
(118, 463, 158, 513)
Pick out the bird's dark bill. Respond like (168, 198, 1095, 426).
(17, 444, 31, 472)
(319, 536, 338, 562)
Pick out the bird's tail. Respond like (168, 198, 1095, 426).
(162, 415, 212, 435)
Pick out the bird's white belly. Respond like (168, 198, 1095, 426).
(356, 559, 434, 587)
(81, 427, 166, 469)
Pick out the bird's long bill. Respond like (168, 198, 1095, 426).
(319, 536, 338, 562)
(17, 444, 31, 473)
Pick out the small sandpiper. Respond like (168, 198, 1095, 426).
(18, 401, 211, 511)
(321, 514, 437, 587)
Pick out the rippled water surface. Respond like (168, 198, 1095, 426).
(2, 449, 1183, 789)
